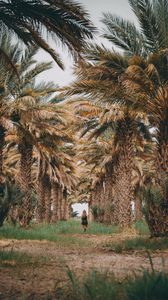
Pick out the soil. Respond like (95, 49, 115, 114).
(0, 234, 168, 299)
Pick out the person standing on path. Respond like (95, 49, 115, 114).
(81, 210, 88, 232)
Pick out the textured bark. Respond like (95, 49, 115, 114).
(88, 194, 93, 222)
(57, 186, 62, 221)
(147, 122, 168, 236)
(18, 135, 33, 227)
(66, 203, 71, 220)
(112, 117, 135, 228)
(147, 202, 168, 237)
(36, 177, 45, 222)
(155, 141, 168, 196)
(44, 175, 51, 223)
(135, 196, 143, 221)
(91, 181, 104, 222)
(51, 183, 59, 223)
(0, 124, 5, 175)
(61, 188, 68, 220)
(103, 164, 116, 224)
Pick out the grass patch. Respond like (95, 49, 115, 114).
(60, 268, 168, 300)
(133, 220, 150, 235)
(104, 236, 168, 253)
(85, 221, 119, 235)
(0, 249, 32, 263)
(0, 249, 47, 266)
(0, 224, 88, 247)
(62, 269, 120, 300)
(126, 270, 168, 300)
(0, 220, 119, 247)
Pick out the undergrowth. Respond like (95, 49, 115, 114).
(0, 219, 119, 247)
(0, 249, 47, 266)
(103, 236, 168, 253)
(61, 267, 168, 300)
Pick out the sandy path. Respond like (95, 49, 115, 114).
(0, 237, 168, 299)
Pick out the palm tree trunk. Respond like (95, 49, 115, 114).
(147, 131, 168, 236)
(88, 193, 93, 222)
(0, 124, 5, 176)
(66, 202, 71, 220)
(18, 136, 33, 227)
(51, 183, 59, 223)
(91, 182, 102, 222)
(112, 116, 135, 228)
(57, 185, 62, 221)
(44, 175, 51, 223)
(103, 165, 115, 224)
(36, 177, 45, 223)
(135, 196, 143, 221)
(62, 188, 68, 220)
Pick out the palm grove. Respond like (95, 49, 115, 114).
(0, 0, 168, 238)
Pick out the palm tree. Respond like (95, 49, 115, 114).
(0, 44, 75, 226)
(119, 53, 168, 235)
(0, 32, 22, 176)
(63, 47, 150, 227)
(0, 0, 95, 69)
(35, 135, 77, 224)
(102, 0, 168, 57)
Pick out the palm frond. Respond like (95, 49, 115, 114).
(102, 13, 145, 56)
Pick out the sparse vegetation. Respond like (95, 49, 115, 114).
(133, 220, 150, 235)
(61, 268, 168, 300)
(0, 220, 119, 243)
(0, 249, 48, 266)
(103, 237, 168, 253)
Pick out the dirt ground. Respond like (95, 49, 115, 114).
(0, 235, 168, 299)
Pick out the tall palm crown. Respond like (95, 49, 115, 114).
(0, 0, 95, 69)
(100, 0, 168, 234)
(102, 0, 168, 57)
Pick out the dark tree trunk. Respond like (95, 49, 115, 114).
(58, 187, 63, 221)
(44, 175, 51, 223)
(103, 163, 116, 225)
(51, 182, 59, 223)
(62, 187, 68, 220)
(18, 135, 33, 227)
(112, 116, 135, 228)
(36, 177, 45, 223)
(135, 196, 143, 221)
(0, 124, 5, 176)
(146, 122, 168, 237)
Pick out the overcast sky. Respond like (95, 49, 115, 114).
(37, 0, 137, 87)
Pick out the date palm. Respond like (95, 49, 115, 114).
(102, 0, 168, 57)
(9, 98, 68, 225)
(35, 137, 77, 223)
(0, 0, 95, 69)
(1, 44, 76, 226)
(0, 32, 23, 177)
(67, 96, 150, 227)
(119, 53, 168, 236)
(63, 46, 150, 227)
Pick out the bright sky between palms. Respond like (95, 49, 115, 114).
(37, 0, 137, 87)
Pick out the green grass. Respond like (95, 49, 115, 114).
(126, 270, 168, 300)
(0, 249, 47, 266)
(103, 236, 168, 253)
(0, 220, 119, 247)
(133, 220, 150, 235)
(60, 268, 168, 300)
(62, 269, 120, 300)
(47, 219, 119, 235)
(0, 249, 31, 263)
(0, 223, 88, 247)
